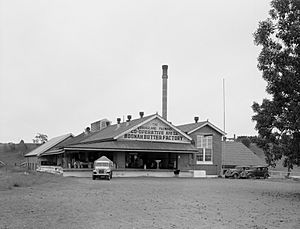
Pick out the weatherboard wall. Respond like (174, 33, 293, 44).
(187, 125, 223, 176)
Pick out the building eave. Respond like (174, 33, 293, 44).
(187, 121, 226, 136)
(113, 114, 193, 141)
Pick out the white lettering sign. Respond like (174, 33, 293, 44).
(122, 119, 189, 143)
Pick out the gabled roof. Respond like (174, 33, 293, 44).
(41, 132, 93, 156)
(222, 141, 267, 166)
(25, 133, 73, 157)
(77, 113, 192, 144)
(77, 114, 156, 144)
(60, 132, 93, 146)
(176, 121, 226, 136)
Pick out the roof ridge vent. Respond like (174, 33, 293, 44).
(116, 118, 121, 129)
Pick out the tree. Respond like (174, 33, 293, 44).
(33, 133, 48, 144)
(252, 0, 300, 174)
(236, 136, 251, 148)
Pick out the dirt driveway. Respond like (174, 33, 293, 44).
(0, 177, 299, 229)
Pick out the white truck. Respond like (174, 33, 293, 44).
(92, 156, 113, 180)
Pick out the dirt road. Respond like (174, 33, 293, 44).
(0, 177, 299, 229)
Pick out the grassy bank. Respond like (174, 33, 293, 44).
(0, 166, 62, 191)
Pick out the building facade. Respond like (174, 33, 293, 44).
(26, 114, 225, 177)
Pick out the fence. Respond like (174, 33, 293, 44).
(269, 170, 300, 178)
(36, 166, 63, 175)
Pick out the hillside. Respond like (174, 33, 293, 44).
(0, 141, 40, 166)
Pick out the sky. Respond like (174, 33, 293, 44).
(0, 0, 272, 143)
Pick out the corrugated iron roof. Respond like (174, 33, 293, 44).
(222, 141, 266, 166)
(41, 148, 64, 156)
(59, 132, 95, 146)
(177, 121, 225, 135)
(76, 113, 192, 144)
(176, 121, 206, 133)
(79, 114, 157, 143)
(25, 133, 73, 157)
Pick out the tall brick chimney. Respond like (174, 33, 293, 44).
(162, 65, 168, 120)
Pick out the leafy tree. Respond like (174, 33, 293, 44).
(236, 136, 251, 148)
(33, 133, 48, 144)
(252, 0, 300, 174)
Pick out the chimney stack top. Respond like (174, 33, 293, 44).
(139, 112, 144, 118)
(127, 115, 132, 122)
(194, 116, 199, 123)
(162, 65, 168, 79)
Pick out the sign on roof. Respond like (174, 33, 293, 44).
(121, 118, 190, 143)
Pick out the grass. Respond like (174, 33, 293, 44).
(0, 165, 62, 191)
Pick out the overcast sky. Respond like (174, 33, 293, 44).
(0, 0, 272, 143)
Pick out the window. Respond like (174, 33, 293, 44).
(196, 135, 213, 164)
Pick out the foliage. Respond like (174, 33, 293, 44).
(236, 136, 251, 148)
(252, 0, 300, 172)
(33, 133, 48, 144)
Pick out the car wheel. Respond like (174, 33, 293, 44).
(92, 175, 95, 180)
(233, 173, 239, 179)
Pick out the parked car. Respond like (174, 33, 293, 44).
(92, 156, 114, 180)
(224, 166, 250, 179)
(245, 166, 269, 179)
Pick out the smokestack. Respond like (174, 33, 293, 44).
(194, 117, 199, 123)
(126, 115, 131, 126)
(162, 65, 168, 120)
(116, 118, 121, 129)
(139, 112, 144, 118)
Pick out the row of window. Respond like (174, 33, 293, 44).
(196, 135, 213, 164)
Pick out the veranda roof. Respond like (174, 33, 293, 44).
(25, 134, 73, 157)
(65, 140, 198, 153)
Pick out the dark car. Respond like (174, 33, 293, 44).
(245, 166, 269, 179)
(224, 166, 250, 179)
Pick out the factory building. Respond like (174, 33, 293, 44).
(25, 65, 225, 177)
